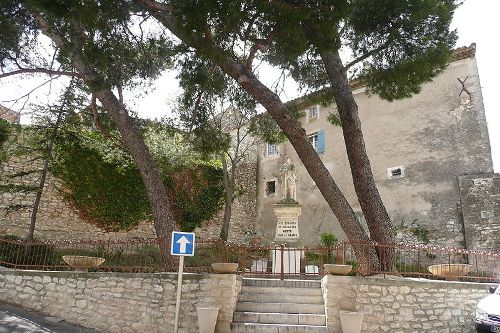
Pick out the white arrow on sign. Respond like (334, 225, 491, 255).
(176, 236, 190, 254)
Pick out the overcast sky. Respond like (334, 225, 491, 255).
(1, 0, 498, 171)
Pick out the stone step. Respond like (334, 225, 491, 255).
(240, 286, 322, 296)
(234, 312, 326, 326)
(238, 293, 323, 304)
(231, 322, 333, 333)
(235, 302, 325, 315)
(242, 278, 321, 288)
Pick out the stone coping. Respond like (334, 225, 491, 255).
(321, 274, 497, 289)
(0, 268, 242, 282)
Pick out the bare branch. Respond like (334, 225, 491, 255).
(137, 0, 172, 12)
(245, 30, 277, 71)
(0, 68, 79, 80)
(344, 41, 392, 71)
(1, 76, 61, 108)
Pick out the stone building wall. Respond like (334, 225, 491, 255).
(194, 158, 259, 244)
(0, 156, 156, 240)
(257, 45, 495, 249)
(459, 173, 500, 252)
(322, 275, 495, 333)
(0, 270, 242, 333)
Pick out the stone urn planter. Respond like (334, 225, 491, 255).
(339, 311, 363, 333)
(324, 264, 352, 275)
(211, 263, 238, 274)
(62, 255, 105, 272)
(427, 264, 472, 277)
(197, 307, 219, 333)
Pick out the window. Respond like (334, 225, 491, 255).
(266, 181, 276, 196)
(307, 129, 325, 153)
(267, 143, 278, 156)
(387, 166, 405, 179)
(308, 133, 318, 150)
(307, 105, 319, 122)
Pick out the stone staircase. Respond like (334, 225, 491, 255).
(231, 278, 332, 333)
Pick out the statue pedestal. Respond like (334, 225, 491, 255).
(273, 203, 301, 243)
(272, 202, 302, 275)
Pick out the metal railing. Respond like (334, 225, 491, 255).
(0, 237, 498, 282)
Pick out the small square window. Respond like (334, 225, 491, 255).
(267, 143, 278, 156)
(307, 105, 319, 122)
(266, 181, 276, 196)
(387, 166, 405, 179)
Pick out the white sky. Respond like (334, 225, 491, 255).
(1, 0, 498, 171)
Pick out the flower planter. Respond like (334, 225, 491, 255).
(62, 255, 105, 272)
(324, 264, 352, 275)
(427, 264, 472, 277)
(197, 307, 219, 333)
(211, 263, 238, 274)
(339, 311, 363, 333)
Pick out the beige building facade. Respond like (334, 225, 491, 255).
(256, 45, 499, 251)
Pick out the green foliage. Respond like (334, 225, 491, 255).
(52, 138, 151, 231)
(248, 113, 286, 144)
(411, 225, 430, 244)
(165, 166, 224, 232)
(326, 113, 342, 127)
(0, 118, 11, 162)
(51, 123, 224, 232)
(320, 232, 338, 248)
(0, 184, 38, 193)
(0, 119, 10, 146)
(395, 219, 431, 244)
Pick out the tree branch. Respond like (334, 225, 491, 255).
(344, 41, 392, 71)
(0, 68, 79, 80)
(138, 0, 172, 12)
(245, 30, 277, 71)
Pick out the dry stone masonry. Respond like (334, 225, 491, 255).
(0, 269, 495, 333)
(0, 270, 242, 333)
(322, 275, 495, 333)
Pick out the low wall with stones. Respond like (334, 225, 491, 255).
(322, 275, 495, 333)
(0, 270, 242, 333)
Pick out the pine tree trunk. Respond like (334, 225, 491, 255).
(27, 100, 67, 240)
(34, 14, 175, 269)
(219, 157, 233, 241)
(319, 49, 395, 271)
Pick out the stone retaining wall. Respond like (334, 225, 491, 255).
(0, 270, 242, 333)
(322, 275, 495, 333)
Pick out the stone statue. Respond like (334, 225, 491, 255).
(280, 156, 296, 201)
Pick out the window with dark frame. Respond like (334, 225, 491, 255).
(266, 181, 276, 196)
(387, 166, 405, 179)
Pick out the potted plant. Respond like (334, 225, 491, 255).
(320, 233, 353, 275)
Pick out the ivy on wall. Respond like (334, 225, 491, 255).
(0, 119, 11, 162)
(52, 132, 224, 232)
(165, 166, 224, 232)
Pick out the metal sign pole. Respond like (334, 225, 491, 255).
(173, 255, 184, 333)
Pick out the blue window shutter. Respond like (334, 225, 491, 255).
(317, 129, 325, 153)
